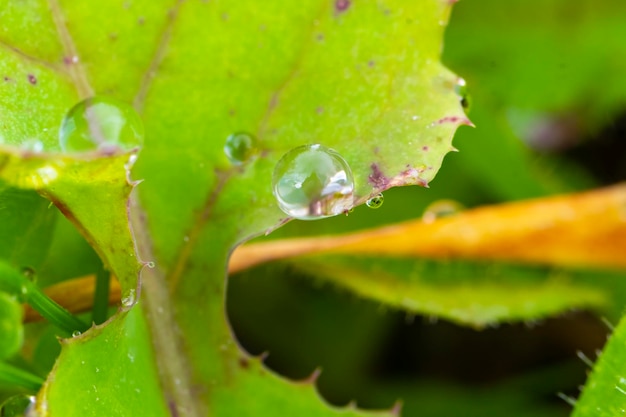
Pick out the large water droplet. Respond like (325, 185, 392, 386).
(366, 193, 384, 209)
(59, 96, 144, 153)
(455, 78, 471, 111)
(224, 132, 256, 164)
(272, 144, 354, 220)
(422, 199, 464, 223)
(0, 395, 35, 416)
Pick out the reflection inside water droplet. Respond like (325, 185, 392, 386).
(366, 193, 384, 209)
(272, 144, 354, 220)
(121, 288, 136, 307)
(0, 395, 36, 417)
(21, 267, 36, 282)
(59, 96, 144, 153)
(224, 132, 256, 164)
(422, 199, 464, 223)
(21, 139, 44, 153)
(72, 330, 82, 337)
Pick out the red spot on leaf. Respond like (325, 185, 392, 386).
(433, 115, 474, 127)
(335, 0, 351, 13)
(369, 163, 389, 188)
(27, 74, 37, 85)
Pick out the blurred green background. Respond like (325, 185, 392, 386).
(227, 0, 626, 415)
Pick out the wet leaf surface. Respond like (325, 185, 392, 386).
(0, 0, 464, 415)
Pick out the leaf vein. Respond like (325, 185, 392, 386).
(133, 0, 186, 113)
(48, 0, 94, 98)
(0, 39, 62, 73)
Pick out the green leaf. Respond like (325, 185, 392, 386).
(247, 257, 609, 328)
(0, 259, 87, 336)
(573, 316, 626, 416)
(37, 306, 170, 417)
(1, 0, 465, 415)
(0, 292, 23, 360)
(0, 361, 43, 392)
(0, 187, 57, 269)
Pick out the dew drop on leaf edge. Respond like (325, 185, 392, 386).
(58, 96, 144, 153)
(366, 193, 384, 209)
(224, 132, 257, 165)
(0, 395, 36, 417)
(272, 144, 354, 220)
(455, 78, 471, 112)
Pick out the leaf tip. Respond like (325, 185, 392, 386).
(301, 367, 322, 385)
(431, 116, 474, 128)
(390, 400, 403, 417)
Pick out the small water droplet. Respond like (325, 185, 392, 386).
(126, 153, 138, 168)
(366, 193, 384, 209)
(146, 261, 155, 268)
(422, 200, 464, 223)
(224, 132, 256, 164)
(59, 96, 144, 153)
(121, 288, 136, 307)
(72, 330, 82, 337)
(272, 144, 354, 220)
(21, 267, 36, 282)
(455, 78, 471, 111)
(21, 139, 44, 153)
(0, 395, 35, 416)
